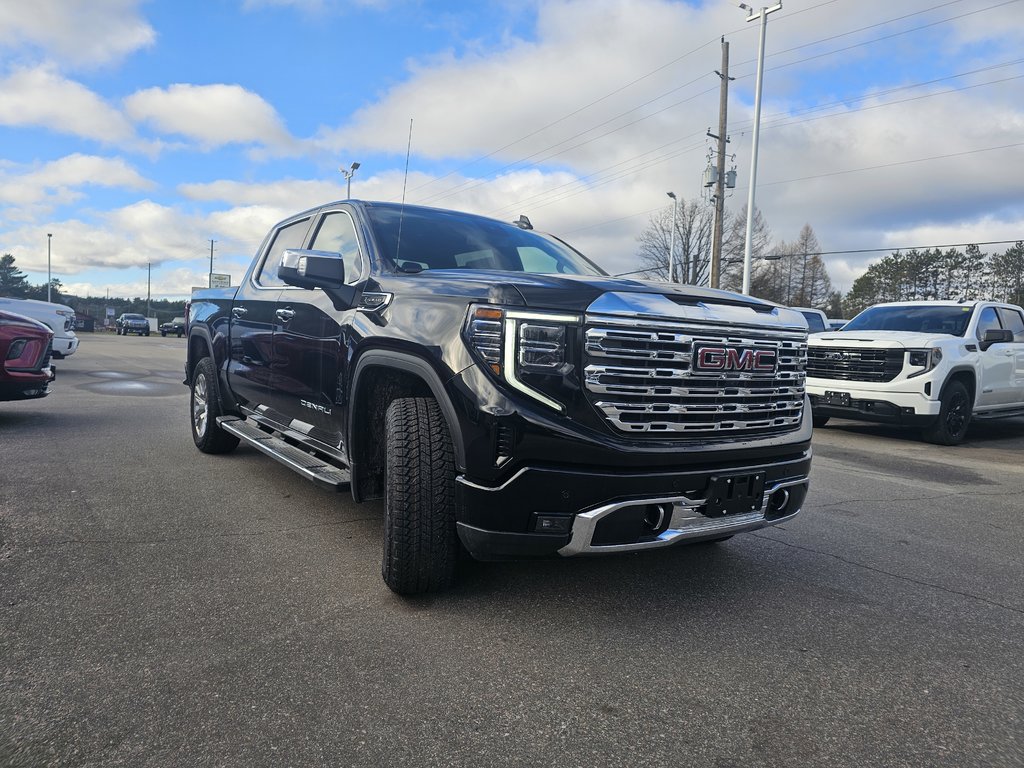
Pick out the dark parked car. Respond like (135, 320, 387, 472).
(0, 310, 54, 401)
(160, 317, 186, 337)
(116, 313, 150, 336)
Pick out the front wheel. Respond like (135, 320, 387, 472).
(812, 412, 830, 428)
(382, 397, 458, 595)
(190, 357, 240, 454)
(922, 380, 972, 445)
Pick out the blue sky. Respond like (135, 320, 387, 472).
(2, 0, 1023, 302)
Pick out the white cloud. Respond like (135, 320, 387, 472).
(0, 66, 135, 143)
(124, 83, 297, 152)
(0, 0, 155, 67)
(308, 0, 1024, 291)
(0, 154, 153, 212)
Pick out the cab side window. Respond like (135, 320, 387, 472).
(997, 307, 1024, 342)
(255, 217, 311, 287)
(310, 212, 363, 285)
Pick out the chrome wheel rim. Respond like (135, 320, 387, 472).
(192, 373, 209, 438)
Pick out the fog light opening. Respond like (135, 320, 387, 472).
(643, 504, 669, 531)
(768, 488, 790, 515)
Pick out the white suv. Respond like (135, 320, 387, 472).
(806, 300, 1024, 444)
(0, 297, 79, 358)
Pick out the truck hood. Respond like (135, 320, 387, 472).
(810, 330, 958, 348)
(416, 270, 806, 329)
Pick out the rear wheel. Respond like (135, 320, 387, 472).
(382, 397, 458, 595)
(190, 357, 239, 454)
(922, 380, 971, 445)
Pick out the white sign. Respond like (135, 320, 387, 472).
(210, 273, 232, 288)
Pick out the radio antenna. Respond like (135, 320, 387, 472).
(395, 118, 413, 265)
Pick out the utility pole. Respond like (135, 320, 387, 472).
(709, 37, 732, 290)
(209, 239, 215, 288)
(740, 1, 782, 295)
(667, 192, 678, 282)
(47, 233, 52, 302)
(147, 262, 151, 318)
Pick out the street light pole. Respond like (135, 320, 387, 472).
(341, 161, 361, 199)
(740, 1, 782, 295)
(47, 233, 52, 302)
(667, 192, 678, 283)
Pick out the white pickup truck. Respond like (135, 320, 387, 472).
(0, 297, 79, 358)
(806, 300, 1024, 444)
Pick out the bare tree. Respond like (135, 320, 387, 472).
(636, 197, 714, 284)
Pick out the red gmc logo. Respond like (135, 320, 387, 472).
(693, 344, 778, 373)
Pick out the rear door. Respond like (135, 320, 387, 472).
(996, 306, 1024, 404)
(227, 215, 312, 411)
(974, 305, 1014, 407)
(269, 207, 366, 449)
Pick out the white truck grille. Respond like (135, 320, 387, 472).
(583, 315, 807, 436)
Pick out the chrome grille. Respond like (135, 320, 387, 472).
(807, 346, 903, 382)
(584, 316, 807, 436)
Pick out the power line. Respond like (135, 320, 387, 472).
(757, 141, 1024, 188)
(814, 240, 1024, 257)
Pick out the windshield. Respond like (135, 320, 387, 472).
(365, 205, 606, 276)
(798, 310, 827, 333)
(124, 314, 145, 320)
(843, 305, 974, 336)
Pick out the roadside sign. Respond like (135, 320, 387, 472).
(210, 273, 232, 288)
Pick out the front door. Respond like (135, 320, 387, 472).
(975, 306, 1014, 407)
(270, 208, 366, 450)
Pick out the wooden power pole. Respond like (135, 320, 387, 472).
(710, 37, 732, 290)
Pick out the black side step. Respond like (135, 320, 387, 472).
(218, 416, 350, 491)
(973, 407, 1024, 420)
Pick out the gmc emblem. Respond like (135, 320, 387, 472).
(693, 344, 778, 374)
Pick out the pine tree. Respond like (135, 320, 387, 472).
(0, 253, 31, 298)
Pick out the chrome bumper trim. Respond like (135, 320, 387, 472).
(558, 476, 808, 557)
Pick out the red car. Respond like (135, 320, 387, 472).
(0, 310, 55, 401)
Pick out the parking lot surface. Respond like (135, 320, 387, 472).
(2, 334, 1022, 767)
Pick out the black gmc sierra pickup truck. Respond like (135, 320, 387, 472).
(186, 200, 812, 594)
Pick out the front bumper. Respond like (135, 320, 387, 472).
(455, 449, 811, 560)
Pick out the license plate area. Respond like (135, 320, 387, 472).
(823, 390, 851, 407)
(704, 472, 765, 518)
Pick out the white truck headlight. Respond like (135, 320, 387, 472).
(907, 347, 942, 377)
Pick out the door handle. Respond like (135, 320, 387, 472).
(276, 308, 295, 322)
(231, 307, 248, 318)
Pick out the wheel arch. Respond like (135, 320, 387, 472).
(943, 367, 977, 406)
(349, 350, 466, 503)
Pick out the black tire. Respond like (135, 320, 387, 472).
(161, 331, 167, 337)
(116, 328, 122, 335)
(190, 357, 240, 454)
(812, 412, 830, 428)
(144, 331, 150, 336)
(382, 397, 458, 595)
(922, 380, 972, 445)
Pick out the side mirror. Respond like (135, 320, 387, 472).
(278, 249, 357, 310)
(980, 327, 1013, 350)
(279, 249, 345, 290)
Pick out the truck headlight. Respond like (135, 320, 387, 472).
(465, 305, 580, 412)
(907, 347, 942, 377)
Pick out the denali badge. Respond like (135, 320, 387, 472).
(692, 344, 778, 374)
(300, 399, 332, 415)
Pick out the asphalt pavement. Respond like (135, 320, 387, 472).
(2, 333, 1022, 767)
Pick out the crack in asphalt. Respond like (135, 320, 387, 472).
(750, 532, 1024, 617)
(5, 516, 379, 549)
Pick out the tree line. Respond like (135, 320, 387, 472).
(0, 253, 187, 325)
(843, 242, 1024, 316)
(635, 199, 840, 315)
(634, 197, 1024, 318)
